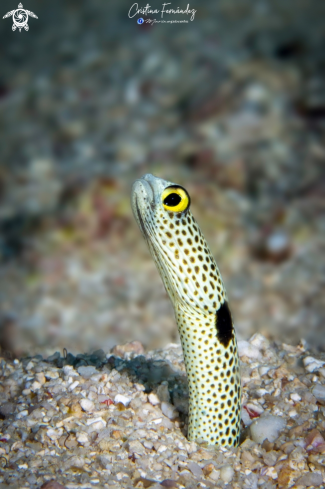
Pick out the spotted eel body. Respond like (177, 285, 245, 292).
(132, 174, 241, 447)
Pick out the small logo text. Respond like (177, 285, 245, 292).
(129, 2, 196, 24)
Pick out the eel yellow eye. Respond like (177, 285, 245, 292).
(162, 185, 190, 213)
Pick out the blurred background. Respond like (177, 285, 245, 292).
(0, 0, 324, 358)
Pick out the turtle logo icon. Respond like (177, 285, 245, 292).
(3, 3, 38, 32)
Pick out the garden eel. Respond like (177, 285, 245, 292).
(131, 174, 241, 447)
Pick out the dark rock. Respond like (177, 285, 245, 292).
(40, 480, 68, 489)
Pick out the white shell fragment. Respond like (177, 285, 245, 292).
(250, 414, 286, 443)
(249, 333, 270, 350)
(220, 465, 234, 483)
(30, 381, 42, 392)
(148, 393, 160, 406)
(303, 356, 325, 373)
(161, 401, 179, 420)
(238, 340, 262, 359)
(114, 394, 131, 406)
(80, 399, 95, 412)
(76, 432, 89, 445)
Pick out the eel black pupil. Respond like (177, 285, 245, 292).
(216, 301, 234, 347)
(164, 193, 182, 207)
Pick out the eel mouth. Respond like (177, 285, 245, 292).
(131, 177, 155, 240)
(134, 195, 148, 239)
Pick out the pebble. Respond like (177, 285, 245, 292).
(114, 394, 131, 406)
(40, 481, 67, 489)
(44, 371, 59, 380)
(296, 472, 323, 486)
(86, 417, 106, 427)
(220, 465, 234, 483)
(304, 429, 325, 450)
(143, 440, 153, 449)
(76, 432, 89, 446)
(30, 381, 42, 392)
(262, 466, 277, 480)
(250, 414, 286, 443)
(111, 341, 145, 358)
(241, 408, 253, 426)
(47, 428, 63, 441)
(80, 399, 95, 412)
(187, 461, 203, 477)
(319, 368, 325, 378)
(209, 469, 220, 481)
(68, 381, 79, 391)
(148, 393, 160, 406)
(249, 333, 270, 350)
(290, 393, 301, 402)
(311, 383, 325, 401)
(263, 450, 278, 467)
(77, 366, 99, 378)
(266, 231, 291, 255)
(161, 402, 179, 420)
(303, 356, 325, 372)
(238, 341, 262, 360)
(35, 372, 46, 384)
(246, 402, 264, 416)
(16, 410, 28, 419)
(69, 402, 83, 417)
(156, 383, 171, 403)
(128, 440, 147, 456)
(160, 480, 178, 488)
